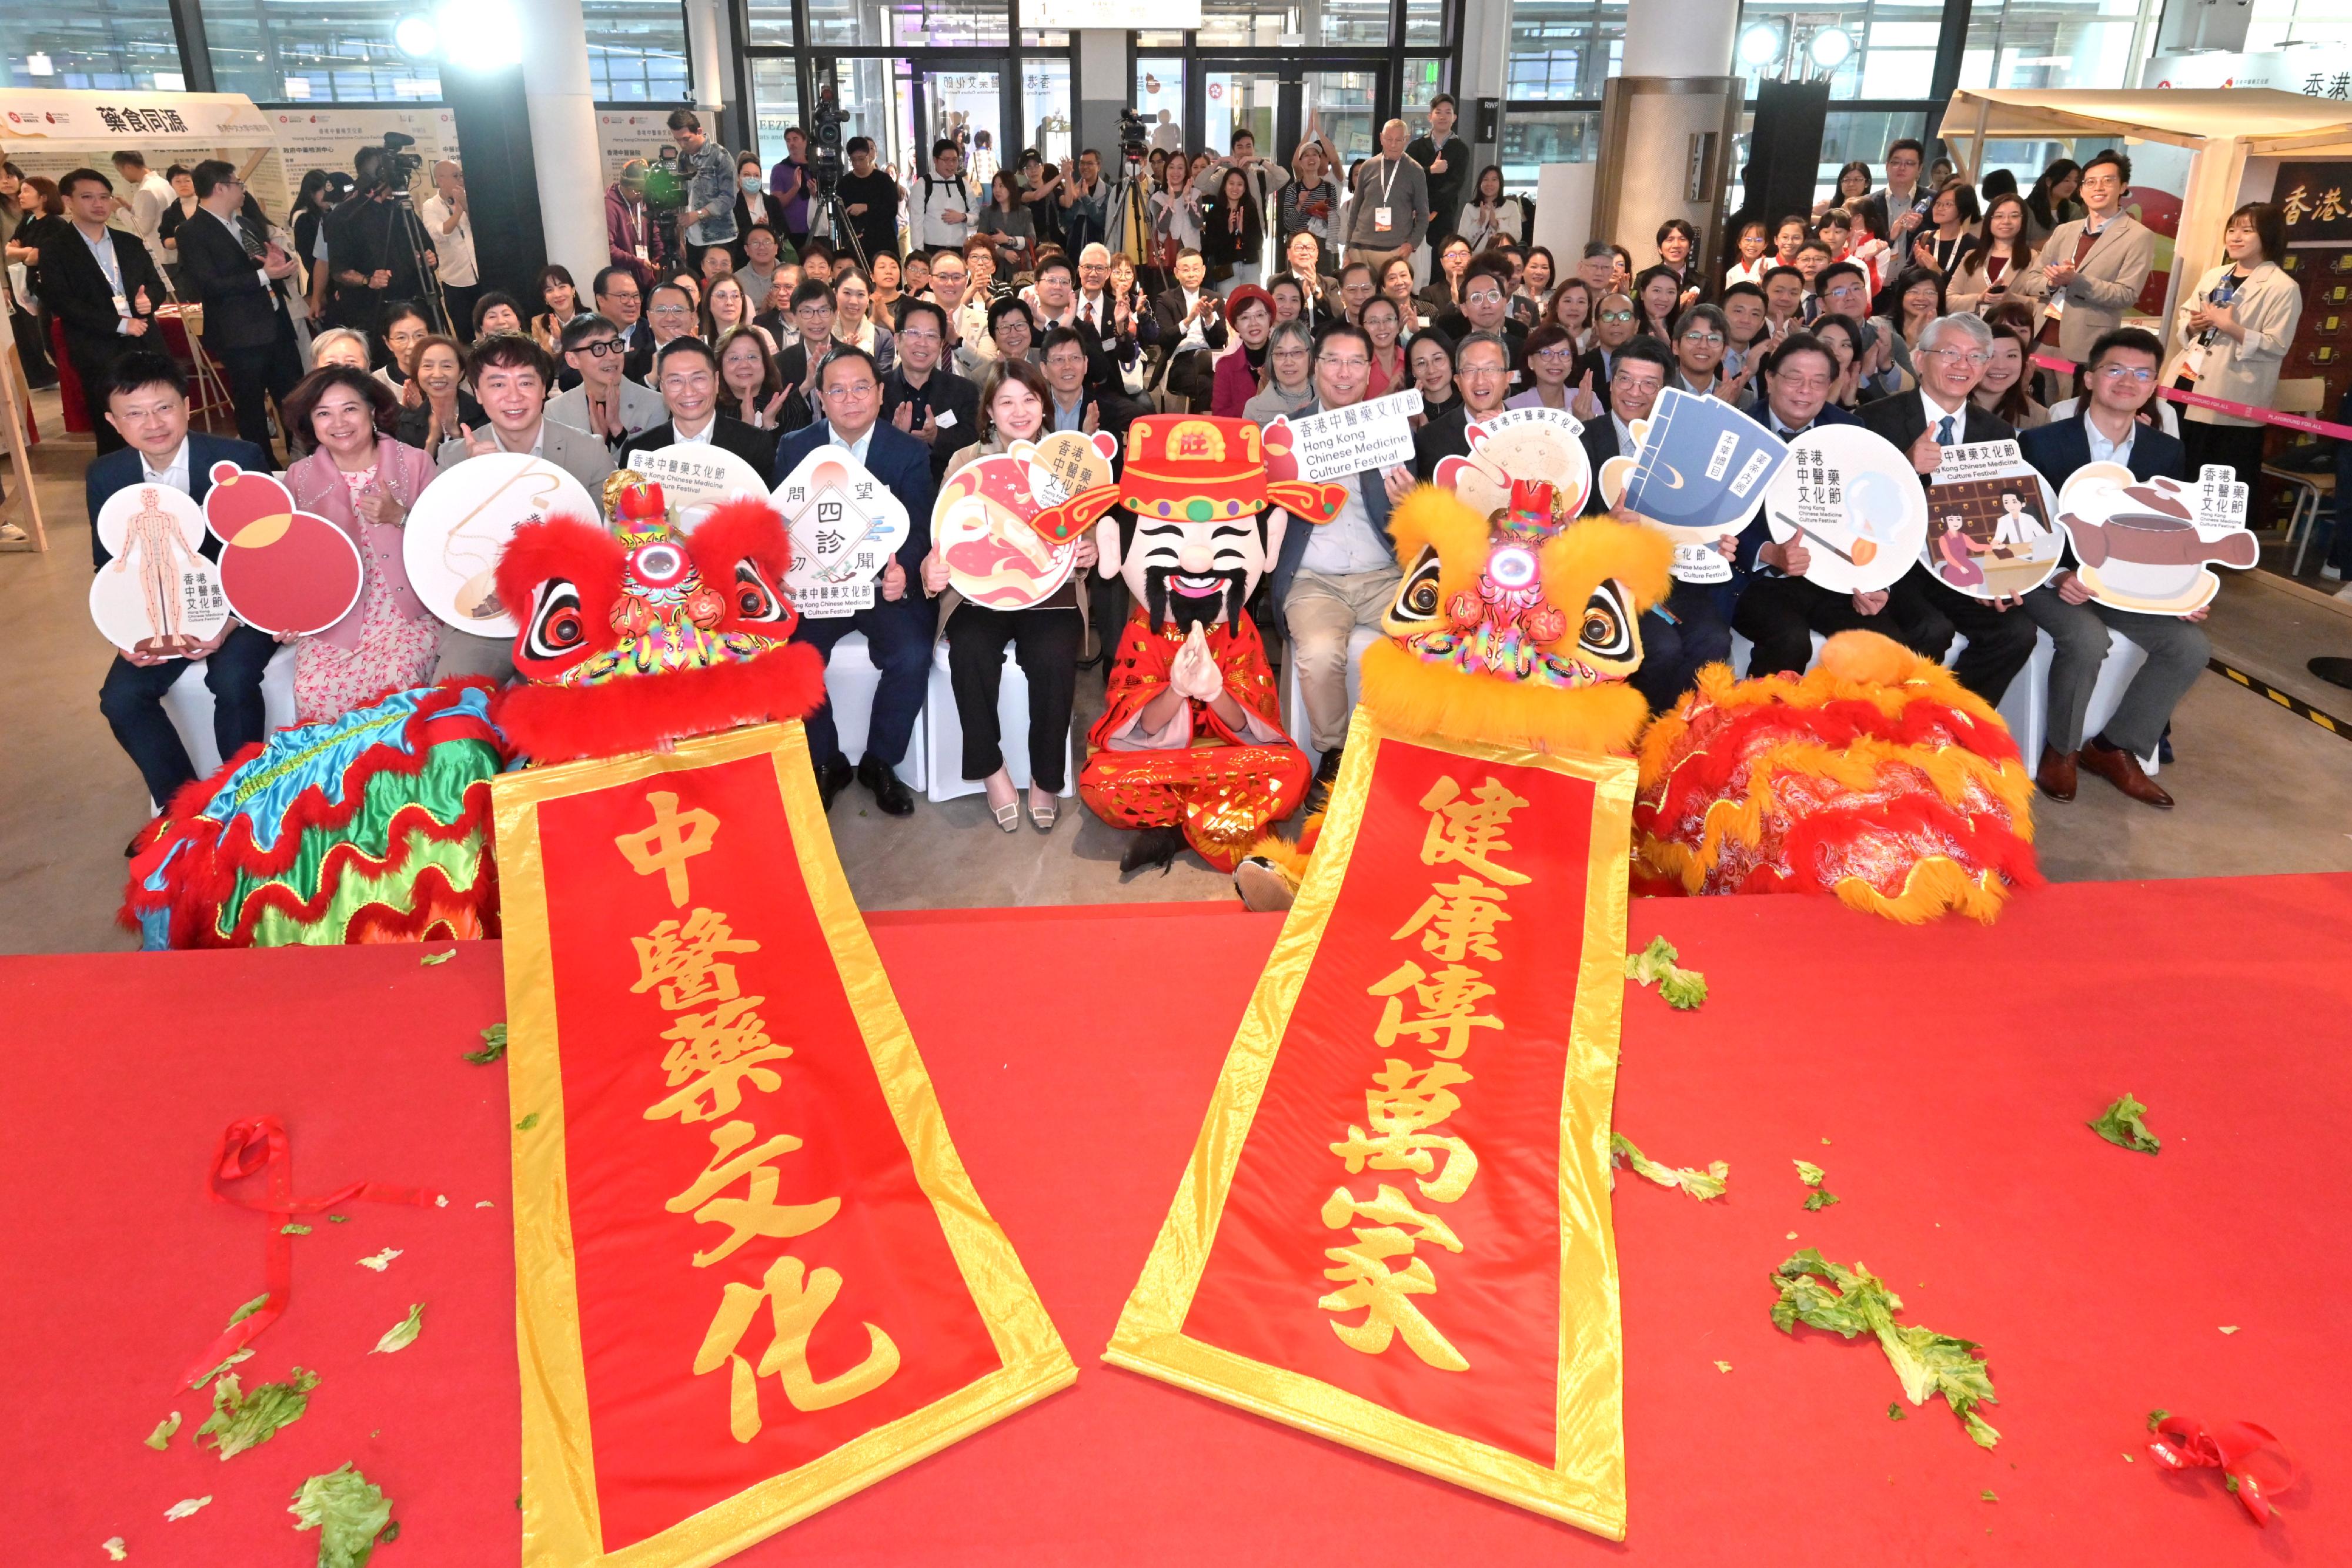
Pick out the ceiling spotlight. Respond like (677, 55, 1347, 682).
(436, 0, 524, 70)
(1808, 27, 1855, 70)
(1738, 23, 1784, 70)
(391, 13, 439, 59)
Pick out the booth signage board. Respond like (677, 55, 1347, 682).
(597, 111, 681, 186)
(266, 108, 457, 213)
(2273, 161, 2352, 246)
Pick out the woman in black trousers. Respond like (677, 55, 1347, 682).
(920, 357, 1094, 832)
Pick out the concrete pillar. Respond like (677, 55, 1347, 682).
(686, 0, 728, 113)
(1593, 0, 1742, 273)
(1075, 30, 1127, 171)
(517, 0, 609, 285)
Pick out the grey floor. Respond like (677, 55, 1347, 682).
(9, 387, 2352, 955)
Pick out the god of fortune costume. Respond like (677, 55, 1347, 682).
(1030, 416, 1344, 872)
(1633, 629, 2041, 922)
(122, 482, 827, 947)
(1234, 476, 1673, 909)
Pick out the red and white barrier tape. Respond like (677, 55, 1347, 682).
(2032, 352, 2352, 442)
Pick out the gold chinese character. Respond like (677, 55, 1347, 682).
(633, 906, 759, 1010)
(1319, 1228, 1468, 1370)
(667, 1119, 841, 1266)
(694, 1254, 902, 1439)
(1331, 1059, 1479, 1203)
(2321, 186, 2348, 224)
(1418, 775, 1531, 885)
(1392, 875, 1512, 961)
(615, 790, 721, 906)
(2284, 184, 2313, 226)
(1321, 1182, 1464, 1251)
(1368, 959, 1501, 1060)
(646, 996, 794, 1124)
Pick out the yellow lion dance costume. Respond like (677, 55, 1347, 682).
(1632, 630, 2042, 922)
(1234, 477, 1670, 909)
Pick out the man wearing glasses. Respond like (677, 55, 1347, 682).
(1412, 329, 1514, 479)
(1855, 311, 2039, 705)
(589, 266, 657, 384)
(880, 299, 979, 483)
(2016, 327, 2201, 810)
(2019, 149, 2153, 362)
(1581, 291, 1640, 388)
(1432, 256, 1526, 358)
(1269, 323, 1419, 793)
(547, 312, 666, 452)
(643, 283, 700, 367)
(1669, 303, 1732, 402)
(771, 349, 938, 816)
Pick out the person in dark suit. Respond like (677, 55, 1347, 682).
(87, 355, 277, 809)
(1567, 336, 1730, 713)
(40, 168, 168, 455)
(1152, 249, 1228, 407)
(620, 336, 779, 471)
(2017, 326, 2203, 810)
(879, 298, 980, 484)
(1411, 329, 1514, 480)
(176, 160, 306, 464)
(770, 347, 938, 816)
(1853, 312, 2040, 707)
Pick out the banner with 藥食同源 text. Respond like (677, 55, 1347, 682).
(493, 721, 1074, 1567)
(1107, 706, 1633, 1539)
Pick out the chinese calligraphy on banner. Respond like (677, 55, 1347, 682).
(771, 449, 912, 618)
(1107, 708, 1633, 1539)
(2274, 161, 2352, 246)
(493, 721, 1073, 1565)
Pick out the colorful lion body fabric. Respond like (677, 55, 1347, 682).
(1633, 631, 2041, 923)
(1235, 477, 1672, 908)
(123, 680, 505, 949)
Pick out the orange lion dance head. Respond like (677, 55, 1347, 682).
(1632, 631, 2040, 922)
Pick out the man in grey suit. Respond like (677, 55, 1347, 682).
(545, 312, 666, 453)
(2017, 148, 2154, 363)
(432, 334, 617, 683)
(1341, 119, 1431, 287)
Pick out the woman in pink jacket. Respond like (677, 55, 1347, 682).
(281, 366, 443, 722)
(1209, 285, 1277, 419)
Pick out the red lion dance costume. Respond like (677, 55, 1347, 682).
(1632, 630, 2042, 922)
(124, 482, 827, 945)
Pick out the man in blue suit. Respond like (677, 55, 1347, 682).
(87, 354, 275, 810)
(1267, 322, 1416, 794)
(770, 347, 938, 815)
(2019, 326, 2201, 810)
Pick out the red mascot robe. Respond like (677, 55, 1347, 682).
(1080, 609, 1312, 871)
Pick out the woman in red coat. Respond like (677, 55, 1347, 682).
(1209, 285, 1277, 419)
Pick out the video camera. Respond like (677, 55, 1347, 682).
(375, 130, 425, 189)
(1117, 106, 1148, 166)
(810, 85, 847, 198)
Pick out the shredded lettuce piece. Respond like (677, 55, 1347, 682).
(370, 1304, 424, 1356)
(196, 1368, 320, 1462)
(1624, 936, 1708, 1009)
(144, 1411, 181, 1450)
(463, 1023, 507, 1065)
(1611, 1132, 1728, 1201)
(289, 1463, 393, 1568)
(1770, 1249, 1999, 1448)
(2088, 1092, 2160, 1154)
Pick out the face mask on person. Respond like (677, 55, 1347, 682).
(741, 175, 763, 194)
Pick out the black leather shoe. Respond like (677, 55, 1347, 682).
(814, 755, 854, 811)
(1305, 744, 1346, 815)
(858, 755, 916, 817)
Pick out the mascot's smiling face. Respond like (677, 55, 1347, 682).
(1361, 479, 1673, 757)
(1103, 508, 1283, 635)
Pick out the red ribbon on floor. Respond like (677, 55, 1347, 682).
(176, 1115, 439, 1390)
(2148, 1414, 2300, 1526)
(2033, 352, 2352, 442)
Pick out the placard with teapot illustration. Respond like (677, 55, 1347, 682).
(2054, 462, 2256, 614)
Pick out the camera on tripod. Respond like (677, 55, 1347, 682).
(809, 85, 847, 199)
(376, 131, 425, 189)
(1116, 107, 1148, 166)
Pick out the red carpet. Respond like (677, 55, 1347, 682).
(4, 875, 2347, 1563)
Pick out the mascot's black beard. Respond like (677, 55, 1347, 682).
(1145, 566, 1249, 635)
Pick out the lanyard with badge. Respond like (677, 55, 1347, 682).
(1372, 157, 1400, 235)
(92, 230, 131, 319)
(2181, 269, 2249, 380)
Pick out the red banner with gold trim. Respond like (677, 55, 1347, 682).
(1107, 708, 1632, 1539)
(493, 722, 1074, 1567)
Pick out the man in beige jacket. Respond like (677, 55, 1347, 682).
(2018, 148, 2153, 362)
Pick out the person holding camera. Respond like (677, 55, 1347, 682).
(669, 109, 737, 270)
(834, 136, 901, 266)
(324, 143, 436, 339)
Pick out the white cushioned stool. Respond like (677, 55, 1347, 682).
(820, 629, 928, 791)
(924, 639, 1074, 802)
